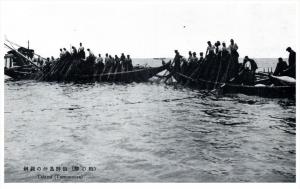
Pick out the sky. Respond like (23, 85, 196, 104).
(1, 0, 298, 58)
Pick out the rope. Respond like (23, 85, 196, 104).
(5, 38, 47, 60)
(213, 55, 223, 89)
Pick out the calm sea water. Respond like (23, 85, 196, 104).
(4, 59, 295, 182)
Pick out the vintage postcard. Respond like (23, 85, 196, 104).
(1, 0, 297, 186)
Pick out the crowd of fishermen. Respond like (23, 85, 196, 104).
(31, 39, 296, 81)
(39, 42, 134, 74)
(171, 39, 249, 84)
(170, 39, 296, 84)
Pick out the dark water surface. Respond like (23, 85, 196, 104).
(4, 79, 295, 182)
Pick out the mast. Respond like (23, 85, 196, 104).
(4, 43, 41, 70)
(5, 38, 47, 60)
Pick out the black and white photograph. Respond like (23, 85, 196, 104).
(1, 0, 298, 186)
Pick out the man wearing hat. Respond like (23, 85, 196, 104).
(78, 42, 85, 59)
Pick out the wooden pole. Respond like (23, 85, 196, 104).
(5, 38, 47, 60)
(4, 43, 41, 70)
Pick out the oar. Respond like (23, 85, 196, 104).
(157, 61, 172, 82)
(210, 68, 245, 94)
(162, 60, 173, 83)
(256, 72, 270, 77)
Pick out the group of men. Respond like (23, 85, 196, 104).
(56, 42, 134, 73)
(59, 43, 92, 60)
(99, 53, 134, 72)
(172, 39, 242, 73)
(205, 39, 239, 60)
(172, 39, 296, 79)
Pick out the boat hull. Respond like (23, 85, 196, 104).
(5, 63, 170, 83)
(168, 67, 295, 98)
(4, 66, 37, 80)
(222, 84, 295, 98)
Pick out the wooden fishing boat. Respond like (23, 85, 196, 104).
(4, 40, 170, 83)
(51, 61, 170, 82)
(4, 58, 170, 83)
(269, 75, 296, 86)
(165, 61, 295, 98)
(4, 65, 38, 80)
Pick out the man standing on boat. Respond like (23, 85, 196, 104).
(229, 39, 239, 63)
(215, 41, 221, 55)
(103, 54, 110, 73)
(173, 50, 182, 72)
(126, 55, 133, 71)
(198, 52, 204, 64)
(87, 49, 94, 57)
(78, 42, 85, 59)
(164, 50, 182, 81)
(190, 52, 198, 67)
(71, 46, 77, 58)
(104, 53, 109, 64)
(188, 51, 193, 63)
(284, 47, 296, 78)
(96, 54, 103, 64)
(120, 53, 127, 71)
(86, 49, 96, 62)
(108, 55, 114, 72)
(63, 48, 71, 59)
(221, 42, 229, 57)
(95, 54, 104, 73)
(59, 48, 64, 59)
(205, 41, 215, 59)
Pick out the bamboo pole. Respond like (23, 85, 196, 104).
(5, 38, 47, 60)
(4, 43, 41, 70)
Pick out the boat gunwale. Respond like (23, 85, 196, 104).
(172, 71, 295, 89)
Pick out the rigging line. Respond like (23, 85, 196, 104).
(213, 54, 223, 90)
(182, 59, 203, 87)
(4, 43, 41, 70)
(5, 38, 47, 60)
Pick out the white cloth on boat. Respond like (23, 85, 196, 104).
(272, 75, 296, 85)
(255, 84, 266, 87)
